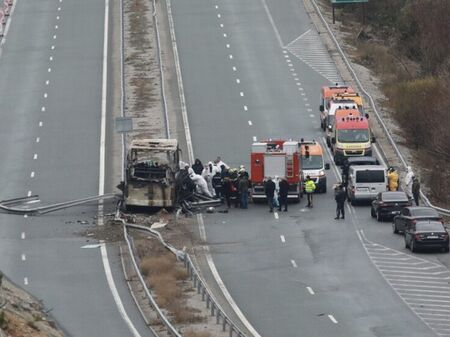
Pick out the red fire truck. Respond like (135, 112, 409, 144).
(250, 140, 303, 202)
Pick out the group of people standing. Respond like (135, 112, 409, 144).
(388, 166, 421, 206)
(190, 157, 251, 209)
(263, 176, 290, 212)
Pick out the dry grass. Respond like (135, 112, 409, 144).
(141, 254, 176, 276)
(184, 329, 211, 337)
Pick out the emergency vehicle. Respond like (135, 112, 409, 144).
(321, 99, 358, 137)
(333, 92, 365, 115)
(299, 140, 330, 193)
(319, 84, 355, 117)
(250, 140, 303, 201)
(326, 107, 360, 147)
(331, 114, 374, 165)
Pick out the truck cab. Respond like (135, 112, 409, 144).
(299, 141, 329, 193)
(250, 140, 302, 201)
(331, 114, 374, 165)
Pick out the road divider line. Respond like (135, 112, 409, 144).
(328, 314, 338, 324)
(21, 232, 25, 240)
(291, 260, 297, 268)
(280, 235, 285, 242)
(100, 243, 142, 337)
(307, 286, 315, 295)
(30, 171, 35, 178)
(248, 120, 252, 126)
(232, 66, 237, 71)
(236, 78, 240, 83)
(253, 136, 257, 142)
(33, 154, 37, 160)
(24, 277, 28, 285)
(243, 105, 248, 111)
(21, 254, 26, 261)
(240, 91, 244, 97)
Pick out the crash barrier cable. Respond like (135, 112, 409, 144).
(310, 0, 450, 216)
(118, 211, 247, 337)
(0, 194, 116, 215)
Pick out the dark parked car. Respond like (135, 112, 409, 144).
(393, 206, 443, 234)
(371, 191, 411, 221)
(341, 156, 379, 186)
(404, 220, 449, 253)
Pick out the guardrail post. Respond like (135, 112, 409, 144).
(222, 316, 227, 331)
(216, 310, 220, 324)
(229, 326, 234, 337)
(206, 294, 210, 309)
(211, 302, 215, 316)
(197, 280, 201, 294)
(202, 287, 206, 301)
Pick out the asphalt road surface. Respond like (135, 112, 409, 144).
(170, 0, 450, 336)
(0, 1, 150, 336)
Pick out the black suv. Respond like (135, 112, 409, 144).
(371, 191, 411, 222)
(393, 206, 443, 234)
(405, 220, 449, 253)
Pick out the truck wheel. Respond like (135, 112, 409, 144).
(371, 207, 376, 218)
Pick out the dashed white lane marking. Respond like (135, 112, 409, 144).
(36, 137, 40, 143)
(220, 23, 224, 28)
(240, 92, 244, 97)
(294, 77, 299, 81)
(21, 254, 26, 261)
(51, 45, 55, 50)
(305, 103, 310, 106)
(226, 43, 230, 48)
(232, 66, 237, 71)
(55, 25, 58, 29)
(287, 63, 293, 67)
(282, 50, 287, 54)
(45, 80, 49, 85)
(303, 98, 308, 101)
(27, 191, 32, 197)
(44, 93, 48, 98)
(48, 67, 51, 72)
(56, 16, 60, 20)
(33, 154, 38, 160)
(24, 277, 28, 285)
(39, 121, 43, 127)
(291, 260, 298, 268)
(274, 211, 279, 219)
(292, 73, 297, 76)
(248, 120, 252, 126)
(309, 114, 314, 118)
(53, 34, 56, 39)
(236, 78, 240, 83)
(223, 33, 227, 38)
(280, 235, 285, 243)
(30, 171, 35, 178)
(23, 214, 28, 219)
(49, 56, 53, 61)
(21, 232, 25, 240)
(328, 315, 338, 324)
(41, 106, 46, 112)
(229, 54, 233, 59)
(307, 287, 315, 295)
(215, 5, 218, 9)
(252, 136, 257, 142)
(217, 13, 221, 18)
(57, 7, 61, 11)
(243, 105, 248, 111)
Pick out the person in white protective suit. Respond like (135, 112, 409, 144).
(202, 162, 219, 196)
(189, 169, 213, 197)
(404, 166, 414, 199)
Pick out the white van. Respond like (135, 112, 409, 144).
(346, 165, 387, 204)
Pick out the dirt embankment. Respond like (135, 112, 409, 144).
(0, 275, 65, 337)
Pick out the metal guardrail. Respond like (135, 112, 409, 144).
(151, 0, 170, 139)
(310, 0, 450, 216)
(118, 210, 247, 337)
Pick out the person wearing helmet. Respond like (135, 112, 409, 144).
(304, 175, 316, 208)
(387, 167, 399, 191)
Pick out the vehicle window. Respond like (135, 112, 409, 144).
(382, 193, 408, 202)
(356, 170, 385, 183)
(301, 155, 323, 170)
(337, 129, 369, 143)
(416, 222, 445, 232)
(410, 208, 439, 217)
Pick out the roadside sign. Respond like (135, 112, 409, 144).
(115, 117, 133, 133)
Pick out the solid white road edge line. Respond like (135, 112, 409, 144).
(167, 0, 262, 335)
(97, 1, 141, 335)
(259, 0, 284, 48)
(100, 243, 142, 337)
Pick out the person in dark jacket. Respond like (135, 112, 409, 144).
(222, 176, 232, 208)
(278, 177, 289, 212)
(264, 177, 276, 212)
(212, 171, 223, 202)
(334, 183, 346, 220)
(412, 177, 421, 206)
(192, 159, 204, 175)
(238, 176, 250, 209)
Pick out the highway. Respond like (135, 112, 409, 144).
(0, 0, 150, 336)
(169, 0, 450, 336)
